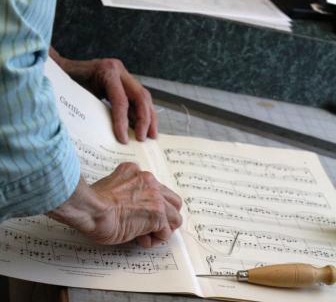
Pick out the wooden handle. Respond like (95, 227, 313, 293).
(248, 263, 336, 288)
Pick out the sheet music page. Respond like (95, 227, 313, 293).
(101, 0, 291, 31)
(157, 135, 336, 302)
(0, 59, 200, 295)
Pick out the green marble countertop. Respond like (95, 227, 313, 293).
(293, 20, 336, 41)
(53, 0, 336, 108)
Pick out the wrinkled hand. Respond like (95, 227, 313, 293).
(90, 162, 182, 247)
(50, 48, 157, 143)
(48, 163, 182, 248)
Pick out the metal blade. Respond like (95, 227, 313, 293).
(196, 274, 237, 278)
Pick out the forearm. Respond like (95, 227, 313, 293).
(49, 46, 68, 70)
(49, 47, 95, 86)
(0, 3, 80, 222)
(0, 38, 81, 222)
(48, 177, 107, 234)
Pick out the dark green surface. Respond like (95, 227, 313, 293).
(52, 0, 336, 107)
(293, 20, 336, 42)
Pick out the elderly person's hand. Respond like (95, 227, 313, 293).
(48, 163, 183, 248)
(50, 48, 157, 144)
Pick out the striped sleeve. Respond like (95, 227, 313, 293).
(0, 0, 80, 221)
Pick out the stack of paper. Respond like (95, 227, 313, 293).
(101, 0, 292, 31)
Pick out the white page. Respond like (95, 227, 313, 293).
(0, 59, 200, 295)
(101, 0, 291, 31)
(158, 135, 336, 301)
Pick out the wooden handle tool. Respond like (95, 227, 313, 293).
(238, 263, 336, 288)
(197, 263, 336, 288)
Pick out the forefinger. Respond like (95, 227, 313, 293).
(121, 71, 157, 141)
(105, 72, 130, 144)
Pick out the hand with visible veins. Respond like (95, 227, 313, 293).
(48, 163, 183, 248)
(49, 47, 157, 144)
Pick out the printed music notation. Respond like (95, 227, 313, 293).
(164, 148, 316, 184)
(74, 139, 135, 161)
(0, 226, 178, 274)
(6, 216, 79, 236)
(185, 197, 336, 231)
(194, 224, 336, 261)
(174, 172, 329, 209)
(73, 139, 139, 184)
(205, 254, 266, 276)
(81, 169, 102, 184)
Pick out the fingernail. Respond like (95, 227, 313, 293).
(138, 133, 146, 142)
(119, 134, 129, 144)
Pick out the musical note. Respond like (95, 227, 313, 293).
(195, 224, 336, 261)
(0, 227, 178, 274)
(175, 172, 329, 208)
(205, 254, 267, 276)
(72, 139, 140, 184)
(184, 197, 336, 231)
(6, 216, 79, 236)
(164, 148, 316, 184)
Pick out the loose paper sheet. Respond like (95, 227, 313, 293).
(101, 0, 292, 31)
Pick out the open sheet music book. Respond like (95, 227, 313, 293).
(0, 59, 335, 302)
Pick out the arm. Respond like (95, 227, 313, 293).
(0, 0, 80, 220)
(0, 1, 181, 247)
(49, 47, 157, 144)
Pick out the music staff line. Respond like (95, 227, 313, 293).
(205, 254, 267, 276)
(174, 172, 329, 209)
(194, 224, 336, 261)
(164, 148, 316, 184)
(74, 139, 139, 173)
(81, 169, 102, 184)
(73, 139, 136, 159)
(73, 139, 140, 184)
(0, 227, 178, 274)
(184, 197, 336, 231)
(204, 254, 336, 291)
(6, 216, 79, 236)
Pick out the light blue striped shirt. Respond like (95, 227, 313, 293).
(0, 0, 80, 221)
